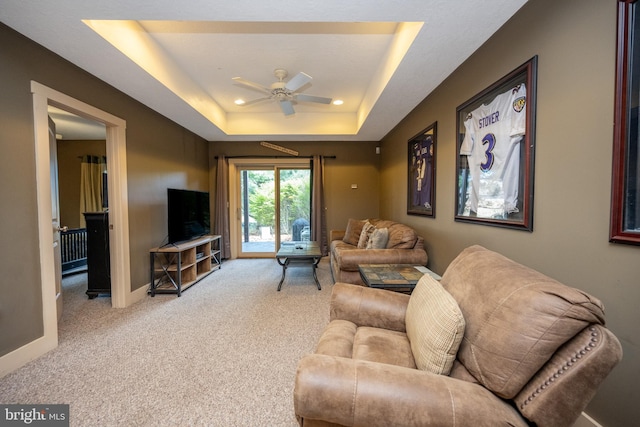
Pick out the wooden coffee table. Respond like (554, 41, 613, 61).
(276, 241, 322, 291)
(358, 264, 441, 294)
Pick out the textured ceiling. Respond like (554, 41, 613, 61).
(0, 0, 528, 141)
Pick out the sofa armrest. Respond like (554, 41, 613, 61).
(330, 283, 409, 332)
(330, 229, 346, 242)
(294, 354, 528, 427)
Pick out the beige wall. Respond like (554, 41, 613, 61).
(209, 141, 380, 235)
(0, 23, 209, 355)
(379, 0, 638, 425)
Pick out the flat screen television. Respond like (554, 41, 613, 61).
(167, 188, 211, 244)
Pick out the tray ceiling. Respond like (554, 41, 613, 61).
(0, 0, 528, 141)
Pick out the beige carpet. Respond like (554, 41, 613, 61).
(0, 258, 334, 426)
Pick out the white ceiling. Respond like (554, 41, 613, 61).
(1, 0, 528, 142)
(48, 107, 106, 140)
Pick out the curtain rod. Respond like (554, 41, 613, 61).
(214, 155, 336, 159)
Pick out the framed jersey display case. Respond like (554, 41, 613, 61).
(408, 122, 437, 217)
(611, 0, 640, 246)
(455, 56, 537, 231)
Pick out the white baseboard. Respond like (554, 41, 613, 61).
(0, 334, 57, 379)
(574, 412, 603, 427)
(127, 283, 150, 306)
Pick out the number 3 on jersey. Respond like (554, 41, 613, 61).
(481, 133, 496, 172)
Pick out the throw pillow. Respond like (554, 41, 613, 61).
(343, 218, 365, 245)
(366, 227, 389, 249)
(405, 275, 465, 375)
(357, 221, 376, 249)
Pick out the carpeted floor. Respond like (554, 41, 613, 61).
(0, 258, 334, 426)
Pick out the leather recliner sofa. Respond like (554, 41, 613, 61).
(330, 218, 428, 285)
(294, 245, 623, 427)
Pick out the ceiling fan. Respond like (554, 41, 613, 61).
(232, 69, 332, 116)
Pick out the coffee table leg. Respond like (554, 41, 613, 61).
(312, 257, 321, 290)
(277, 257, 287, 291)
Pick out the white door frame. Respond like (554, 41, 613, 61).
(0, 81, 132, 377)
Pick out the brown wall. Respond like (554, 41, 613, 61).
(379, 0, 638, 425)
(209, 141, 381, 234)
(0, 26, 43, 353)
(1, 0, 636, 424)
(0, 23, 209, 355)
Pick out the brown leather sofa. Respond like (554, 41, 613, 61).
(330, 218, 428, 285)
(294, 245, 623, 427)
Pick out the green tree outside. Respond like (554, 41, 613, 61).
(244, 169, 310, 235)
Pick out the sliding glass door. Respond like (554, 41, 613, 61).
(279, 168, 311, 243)
(232, 159, 311, 257)
(240, 168, 275, 253)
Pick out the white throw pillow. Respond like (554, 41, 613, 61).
(405, 275, 465, 375)
(357, 221, 376, 248)
(366, 227, 389, 249)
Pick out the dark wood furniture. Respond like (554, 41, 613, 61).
(83, 212, 111, 299)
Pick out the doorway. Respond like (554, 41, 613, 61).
(13, 82, 132, 371)
(229, 159, 311, 258)
(49, 107, 108, 317)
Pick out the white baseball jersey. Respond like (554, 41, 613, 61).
(461, 84, 526, 215)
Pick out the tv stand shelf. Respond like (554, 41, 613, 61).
(149, 235, 221, 297)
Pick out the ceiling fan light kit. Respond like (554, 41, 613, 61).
(232, 68, 332, 116)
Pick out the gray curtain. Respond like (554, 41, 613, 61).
(311, 155, 328, 256)
(214, 155, 231, 259)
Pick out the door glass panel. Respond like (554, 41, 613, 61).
(279, 169, 311, 245)
(240, 169, 275, 253)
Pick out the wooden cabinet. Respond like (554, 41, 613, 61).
(149, 235, 221, 296)
(83, 212, 111, 299)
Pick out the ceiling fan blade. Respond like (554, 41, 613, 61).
(285, 72, 312, 92)
(280, 100, 295, 116)
(240, 97, 271, 107)
(232, 77, 271, 94)
(296, 94, 332, 104)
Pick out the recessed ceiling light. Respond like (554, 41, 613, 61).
(332, 99, 344, 106)
(234, 99, 245, 105)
